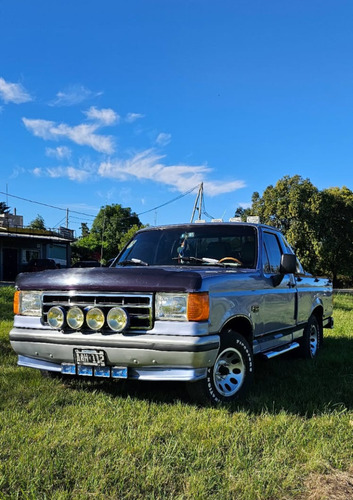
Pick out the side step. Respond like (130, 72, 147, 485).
(263, 342, 300, 360)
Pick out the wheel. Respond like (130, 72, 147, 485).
(187, 331, 253, 404)
(299, 315, 322, 359)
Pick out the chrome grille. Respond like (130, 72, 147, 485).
(42, 292, 153, 331)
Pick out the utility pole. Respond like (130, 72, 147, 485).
(66, 208, 69, 228)
(100, 208, 106, 265)
(190, 183, 204, 222)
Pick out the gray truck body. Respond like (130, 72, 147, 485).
(10, 222, 333, 400)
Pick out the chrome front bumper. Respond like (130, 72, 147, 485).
(10, 326, 220, 382)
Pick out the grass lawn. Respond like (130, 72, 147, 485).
(0, 287, 352, 499)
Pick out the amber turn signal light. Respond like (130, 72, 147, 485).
(187, 292, 209, 321)
(13, 291, 20, 315)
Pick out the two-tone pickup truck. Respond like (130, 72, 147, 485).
(10, 222, 333, 404)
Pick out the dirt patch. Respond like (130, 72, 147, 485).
(300, 468, 353, 499)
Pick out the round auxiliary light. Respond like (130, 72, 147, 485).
(107, 307, 129, 332)
(47, 306, 65, 329)
(86, 307, 105, 330)
(67, 306, 84, 330)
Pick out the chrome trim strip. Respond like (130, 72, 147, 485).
(18, 355, 62, 372)
(17, 355, 207, 381)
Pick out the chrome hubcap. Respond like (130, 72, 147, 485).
(310, 324, 318, 357)
(213, 347, 245, 397)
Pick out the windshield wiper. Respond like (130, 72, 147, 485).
(117, 258, 149, 266)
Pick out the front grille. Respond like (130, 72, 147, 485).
(42, 292, 153, 332)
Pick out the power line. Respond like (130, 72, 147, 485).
(137, 184, 199, 216)
(1, 184, 201, 225)
(0, 191, 96, 219)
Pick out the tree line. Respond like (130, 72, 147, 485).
(3, 175, 352, 286)
(236, 175, 353, 287)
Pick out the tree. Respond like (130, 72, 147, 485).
(316, 186, 353, 286)
(28, 214, 46, 230)
(234, 206, 251, 221)
(244, 175, 353, 285)
(0, 201, 10, 214)
(91, 204, 142, 261)
(248, 176, 321, 272)
(71, 204, 143, 264)
(80, 222, 90, 238)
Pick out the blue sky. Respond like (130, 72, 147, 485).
(1, 0, 353, 234)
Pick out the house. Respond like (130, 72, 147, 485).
(0, 212, 74, 281)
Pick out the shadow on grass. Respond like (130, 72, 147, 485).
(58, 336, 353, 417)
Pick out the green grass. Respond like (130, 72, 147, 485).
(0, 289, 352, 499)
(0, 287, 14, 321)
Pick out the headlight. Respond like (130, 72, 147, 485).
(155, 292, 209, 322)
(155, 293, 187, 320)
(67, 307, 84, 330)
(86, 307, 105, 330)
(14, 291, 42, 316)
(47, 306, 65, 329)
(107, 307, 129, 332)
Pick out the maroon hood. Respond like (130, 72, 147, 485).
(15, 267, 203, 293)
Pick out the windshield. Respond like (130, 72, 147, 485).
(115, 225, 257, 268)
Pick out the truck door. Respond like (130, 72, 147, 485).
(257, 231, 297, 352)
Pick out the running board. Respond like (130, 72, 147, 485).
(263, 342, 300, 359)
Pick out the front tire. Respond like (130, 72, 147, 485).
(187, 331, 254, 404)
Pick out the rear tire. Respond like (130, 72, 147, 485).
(299, 315, 322, 359)
(187, 331, 253, 404)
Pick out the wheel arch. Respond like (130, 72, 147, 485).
(220, 315, 253, 347)
(312, 304, 324, 329)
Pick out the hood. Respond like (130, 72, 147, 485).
(15, 266, 203, 293)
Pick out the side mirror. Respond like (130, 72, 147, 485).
(280, 254, 297, 274)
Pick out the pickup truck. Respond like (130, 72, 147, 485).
(10, 222, 333, 404)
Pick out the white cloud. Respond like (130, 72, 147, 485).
(45, 146, 72, 159)
(47, 166, 91, 182)
(96, 188, 117, 201)
(10, 166, 26, 179)
(32, 166, 91, 182)
(98, 149, 245, 195)
(32, 168, 43, 177)
(155, 132, 171, 147)
(32, 156, 97, 183)
(22, 117, 115, 154)
(125, 112, 145, 123)
(49, 85, 102, 107)
(203, 180, 246, 196)
(84, 106, 119, 126)
(0, 77, 32, 104)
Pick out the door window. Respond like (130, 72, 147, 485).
(263, 232, 282, 274)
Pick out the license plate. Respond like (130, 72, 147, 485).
(74, 349, 106, 366)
